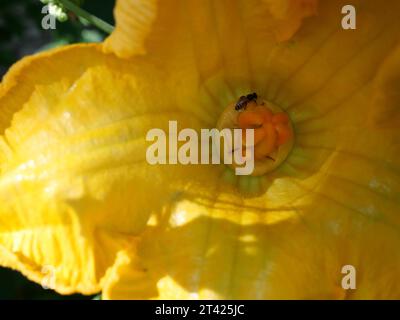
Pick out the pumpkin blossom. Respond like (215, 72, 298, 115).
(0, 0, 400, 299)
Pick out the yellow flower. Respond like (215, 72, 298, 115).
(0, 0, 400, 299)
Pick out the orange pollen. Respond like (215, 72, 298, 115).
(237, 105, 292, 160)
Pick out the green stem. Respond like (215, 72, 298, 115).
(57, 0, 114, 34)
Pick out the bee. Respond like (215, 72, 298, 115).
(235, 92, 258, 111)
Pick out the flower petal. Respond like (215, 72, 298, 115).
(368, 44, 400, 129)
(102, 0, 400, 299)
(103, 0, 317, 92)
(103, 198, 400, 299)
(264, 0, 318, 42)
(0, 44, 220, 294)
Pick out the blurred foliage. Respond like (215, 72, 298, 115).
(0, 0, 115, 77)
(0, 0, 115, 299)
(0, 267, 95, 300)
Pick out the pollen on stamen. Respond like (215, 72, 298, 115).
(217, 93, 294, 177)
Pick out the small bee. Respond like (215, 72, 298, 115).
(235, 92, 258, 111)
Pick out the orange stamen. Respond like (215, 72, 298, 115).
(238, 111, 264, 128)
(237, 105, 292, 160)
(254, 123, 277, 160)
(272, 112, 290, 124)
(275, 123, 293, 146)
(242, 127, 267, 147)
(253, 106, 273, 122)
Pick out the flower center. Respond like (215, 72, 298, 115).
(217, 93, 294, 176)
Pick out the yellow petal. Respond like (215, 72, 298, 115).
(0, 44, 100, 132)
(0, 44, 111, 294)
(103, 0, 400, 299)
(0, 44, 219, 294)
(367, 44, 400, 128)
(104, 0, 317, 59)
(103, 197, 400, 299)
(264, 0, 318, 42)
(2, 0, 400, 300)
(103, 0, 157, 57)
(102, 0, 318, 95)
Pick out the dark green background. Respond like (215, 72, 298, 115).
(0, 0, 115, 299)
